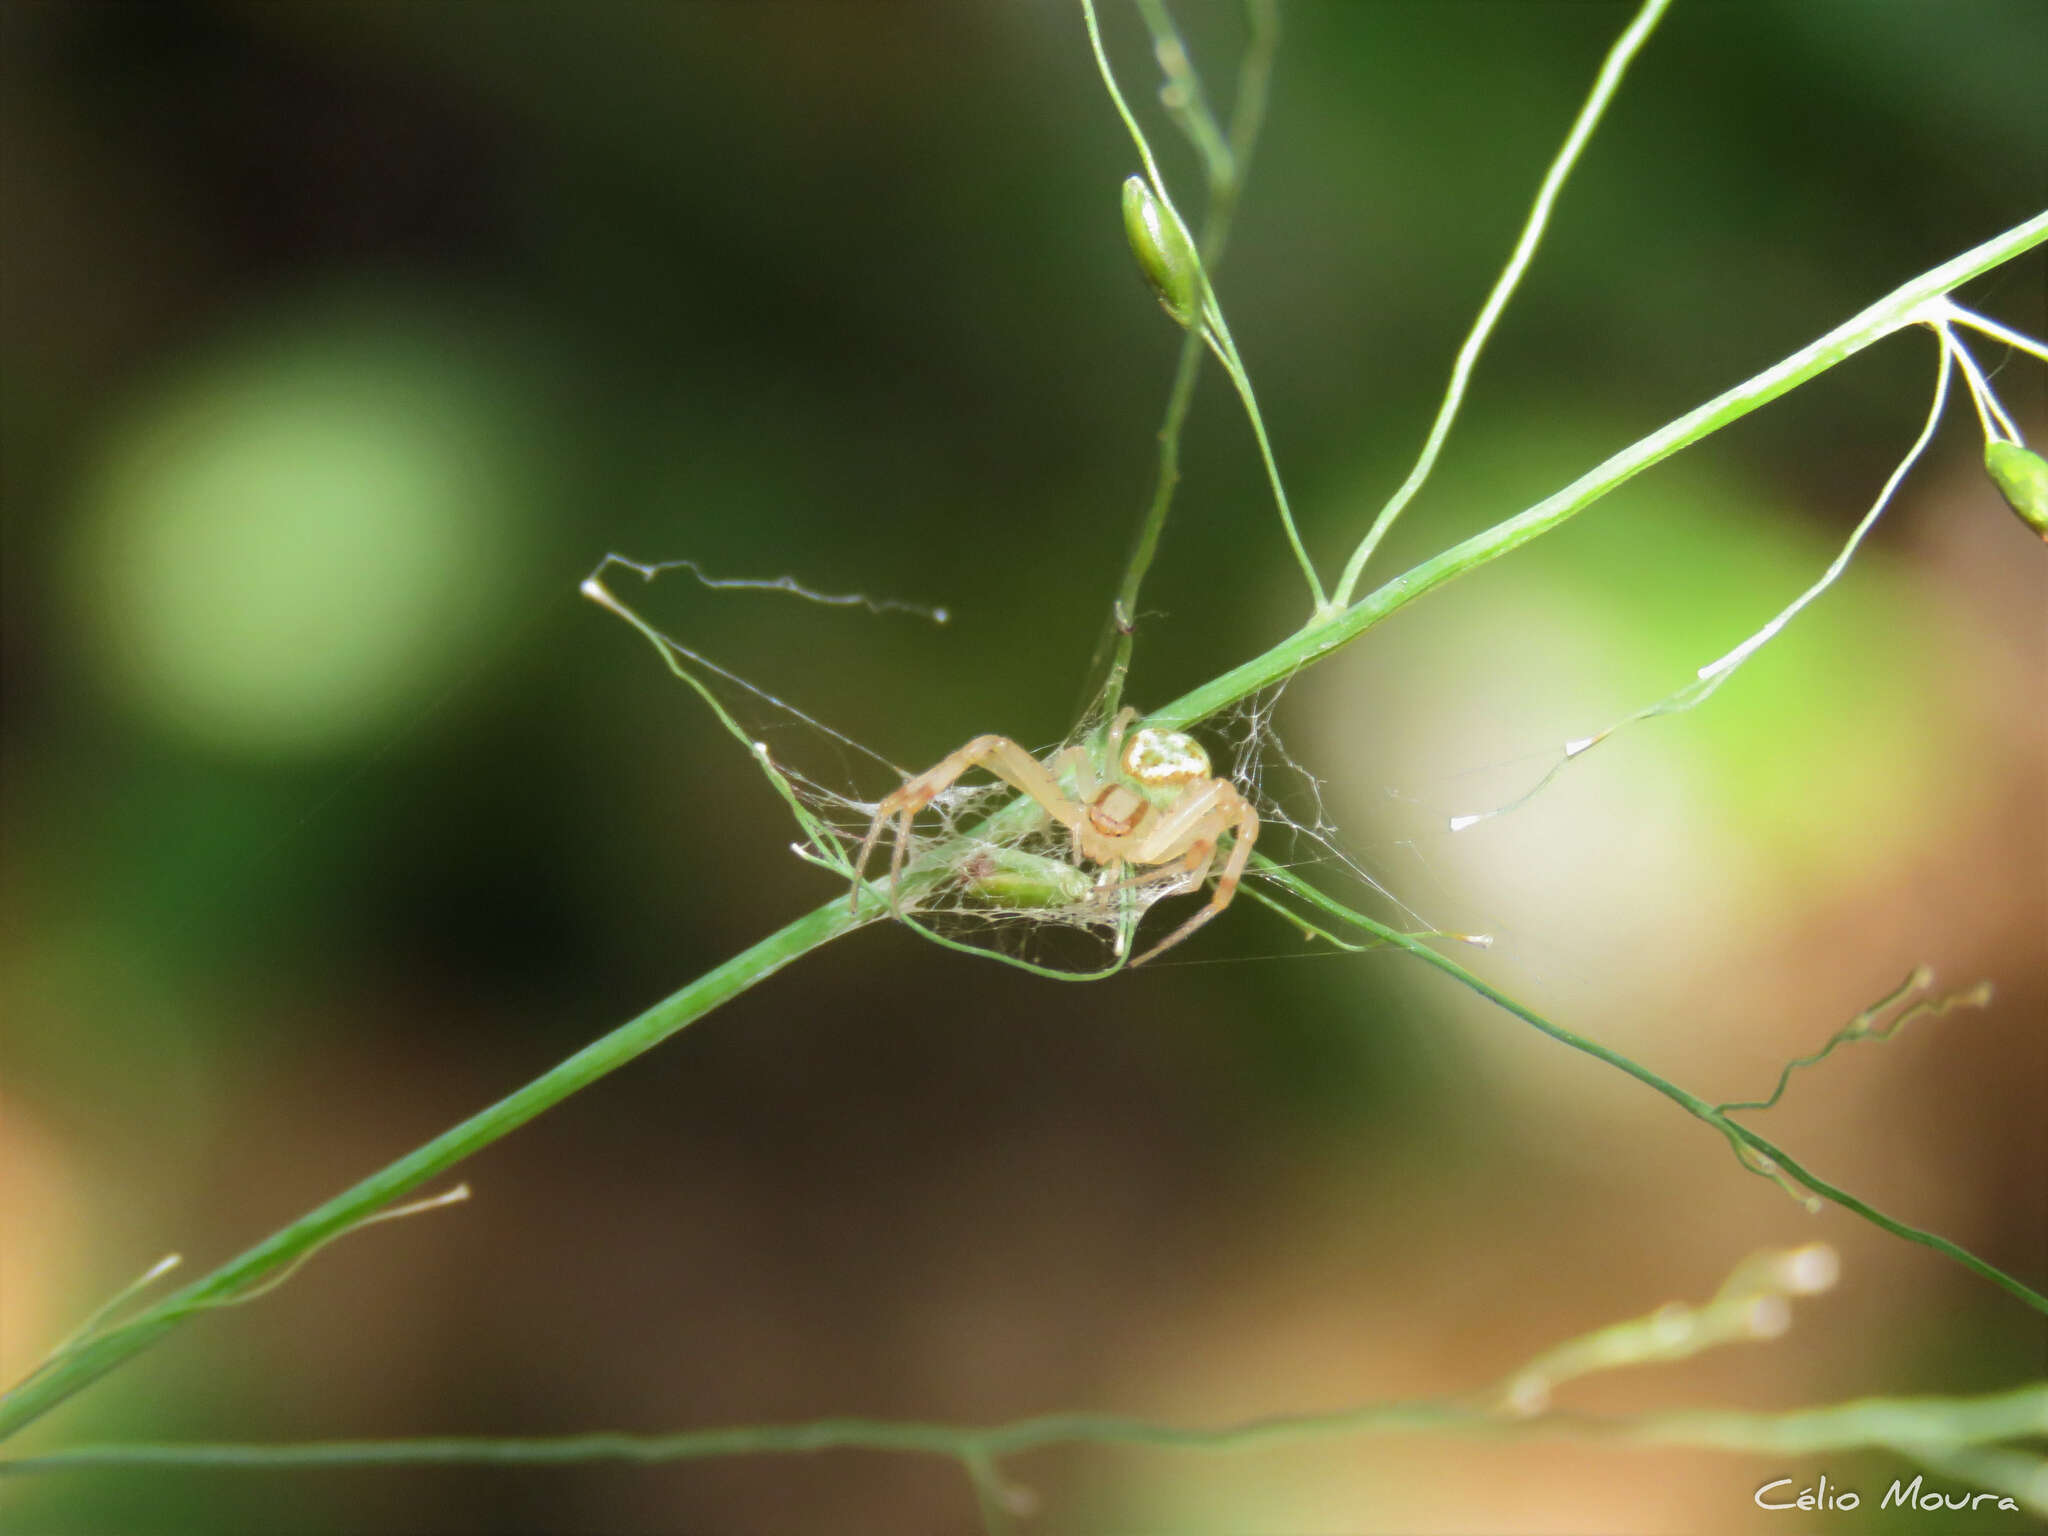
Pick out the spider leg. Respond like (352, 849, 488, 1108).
(1052, 744, 1098, 867)
(1107, 837, 1215, 959)
(851, 735, 1082, 913)
(1103, 706, 1137, 763)
(1129, 795, 1260, 967)
(1109, 837, 1215, 898)
(886, 802, 916, 912)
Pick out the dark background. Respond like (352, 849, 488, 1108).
(4, 3, 2044, 1531)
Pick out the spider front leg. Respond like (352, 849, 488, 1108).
(851, 736, 1082, 914)
(1128, 793, 1260, 967)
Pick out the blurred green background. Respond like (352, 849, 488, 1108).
(4, 3, 2043, 1531)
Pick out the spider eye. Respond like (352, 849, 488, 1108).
(1122, 726, 1210, 786)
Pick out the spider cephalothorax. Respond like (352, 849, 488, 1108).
(853, 708, 1258, 966)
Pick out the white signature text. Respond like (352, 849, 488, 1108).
(1755, 1473, 2021, 1514)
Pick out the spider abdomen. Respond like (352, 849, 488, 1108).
(1122, 726, 1210, 783)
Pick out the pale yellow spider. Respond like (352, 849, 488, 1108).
(852, 707, 1259, 966)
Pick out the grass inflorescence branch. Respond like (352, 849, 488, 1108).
(9, 1255, 2044, 1522)
(1244, 858, 2047, 1315)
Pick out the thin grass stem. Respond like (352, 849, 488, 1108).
(1083, 0, 1326, 609)
(1097, 0, 1280, 719)
(1333, 0, 1673, 606)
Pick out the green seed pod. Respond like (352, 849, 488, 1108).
(1121, 175, 1200, 328)
(1984, 439, 2048, 540)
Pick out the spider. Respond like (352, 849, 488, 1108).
(852, 707, 1259, 966)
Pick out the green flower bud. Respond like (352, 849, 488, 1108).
(1984, 440, 2048, 540)
(1121, 175, 1200, 328)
